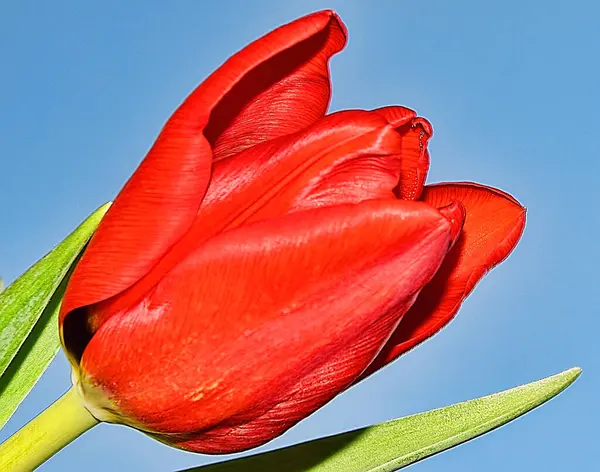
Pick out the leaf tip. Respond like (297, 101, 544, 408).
(96, 201, 113, 215)
(565, 366, 582, 381)
(547, 366, 582, 395)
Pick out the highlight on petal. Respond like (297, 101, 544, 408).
(78, 199, 454, 452)
(60, 10, 347, 353)
(364, 182, 526, 374)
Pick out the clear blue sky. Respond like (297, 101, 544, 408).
(1, 1, 597, 470)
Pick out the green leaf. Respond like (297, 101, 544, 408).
(188, 367, 581, 472)
(0, 204, 110, 429)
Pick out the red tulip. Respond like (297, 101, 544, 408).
(59, 10, 525, 454)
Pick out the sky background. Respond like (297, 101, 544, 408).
(0, 1, 598, 470)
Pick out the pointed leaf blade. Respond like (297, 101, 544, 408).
(188, 368, 580, 472)
(0, 204, 110, 428)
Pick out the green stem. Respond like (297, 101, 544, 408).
(0, 387, 99, 471)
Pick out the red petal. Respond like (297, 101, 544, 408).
(60, 101, 213, 328)
(204, 10, 347, 161)
(60, 10, 346, 336)
(80, 199, 453, 451)
(363, 182, 526, 374)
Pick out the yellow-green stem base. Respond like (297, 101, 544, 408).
(0, 387, 99, 471)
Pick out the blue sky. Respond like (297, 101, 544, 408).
(1, 1, 598, 470)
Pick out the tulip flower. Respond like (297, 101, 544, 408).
(57, 10, 525, 454)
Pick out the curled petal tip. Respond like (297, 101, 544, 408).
(321, 9, 348, 36)
(412, 117, 433, 138)
(373, 106, 418, 128)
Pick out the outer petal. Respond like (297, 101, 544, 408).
(78, 199, 454, 452)
(364, 182, 526, 374)
(204, 10, 347, 161)
(91, 109, 423, 320)
(60, 10, 347, 350)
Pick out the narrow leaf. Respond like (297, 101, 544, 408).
(188, 367, 581, 472)
(0, 204, 110, 428)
